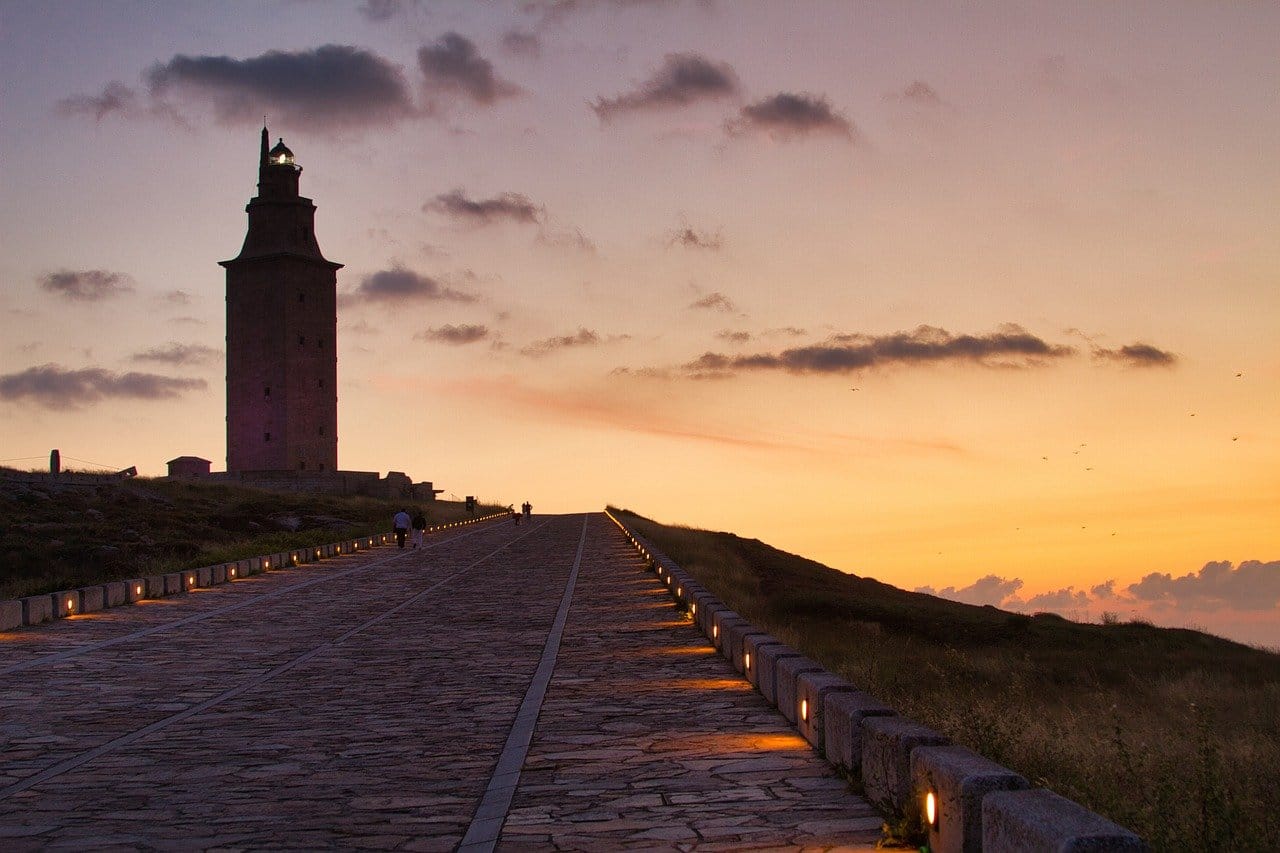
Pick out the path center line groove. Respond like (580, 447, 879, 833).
(0, 519, 552, 803)
(458, 513, 589, 853)
(0, 521, 501, 678)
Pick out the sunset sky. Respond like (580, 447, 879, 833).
(1, 1, 1277, 645)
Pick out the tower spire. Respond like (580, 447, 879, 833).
(259, 124, 269, 168)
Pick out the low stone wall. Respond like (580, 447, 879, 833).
(0, 512, 509, 633)
(605, 509, 1149, 853)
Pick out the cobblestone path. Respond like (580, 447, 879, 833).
(0, 513, 880, 851)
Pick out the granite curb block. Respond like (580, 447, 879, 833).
(756, 642, 805, 706)
(775, 654, 826, 724)
(742, 634, 786, 692)
(603, 509, 1148, 851)
(2, 512, 507, 631)
(912, 744, 1030, 853)
(710, 610, 744, 654)
(77, 585, 105, 613)
(725, 622, 769, 674)
(795, 670, 857, 752)
(124, 578, 145, 602)
(50, 589, 80, 618)
(0, 600, 21, 631)
(824, 689, 897, 774)
(861, 715, 951, 814)
(20, 595, 53, 625)
(982, 789, 1150, 851)
(103, 581, 128, 607)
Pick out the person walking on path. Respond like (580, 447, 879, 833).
(411, 509, 427, 549)
(523, 501, 532, 520)
(393, 509, 411, 549)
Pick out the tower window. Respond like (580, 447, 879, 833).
(264, 432, 271, 442)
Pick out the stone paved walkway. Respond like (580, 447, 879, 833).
(0, 513, 880, 851)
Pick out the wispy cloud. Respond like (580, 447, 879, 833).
(357, 0, 423, 22)
(1093, 342, 1177, 368)
(1128, 561, 1280, 612)
(0, 364, 206, 409)
(689, 292, 738, 312)
(502, 29, 541, 58)
(716, 330, 751, 344)
(726, 92, 858, 141)
(592, 53, 739, 121)
(131, 342, 221, 365)
(55, 81, 138, 122)
(669, 225, 723, 251)
(348, 265, 478, 304)
(521, 327, 611, 356)
(887, 80, 945, 106)
(40, 269, 134, 302)
(680, 325, 1074, 377)
(426, 189, 543, 225)
(917, 575, 1024, 607)
(418, 32, 521, 106)
(139, 45, 415, 131)
(415, 324, 490, 345)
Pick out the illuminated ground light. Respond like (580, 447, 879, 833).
(926, 791, 938, 828)
(292, 555, 299, 565)
(186, 574, 196, 587)
(712, 624, 719, 640)
(230, 567, 237, 578)
(263, 560, 270, 570)
(64, 598, 75, 614)
(676, 586, 682, 596)
(315, 549, 321, 558)
(744, 651, 752, 670)
(135, 584, 143, 596)
(800, 698, 809, 722)
(691, 603, 697, 616)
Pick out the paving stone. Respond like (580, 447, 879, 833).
(0, 515, 882, 851)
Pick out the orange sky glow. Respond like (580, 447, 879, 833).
(1, 1, 1276, 646)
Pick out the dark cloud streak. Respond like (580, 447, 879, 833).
(727, 92, 857, 141)
(415, 324, 490, 345)
(350, 266, 477, 303)
(417, 33, 520, 105)
(1093, 343, 1177, 367)
(426, 189, 543, 225)
(684, 325, 1074, 376)
(131, 343, 221, 365)
(592, 53, 739, 121)
(40, 269, 134, 302)
(0, 364, 206, 409)
(144, 44, 414, 130)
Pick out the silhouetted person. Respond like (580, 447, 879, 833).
(393, 509, 411, 548)
(411, 509, 427, 549)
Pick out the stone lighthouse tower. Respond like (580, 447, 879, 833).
(220, 128, 342, 473)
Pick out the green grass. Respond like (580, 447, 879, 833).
(0, 470, 506, 600)
(613, 507, 1280, 852)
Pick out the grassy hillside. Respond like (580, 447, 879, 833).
(615, 508, 1280, 852)
(0, 470, 506, 600)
